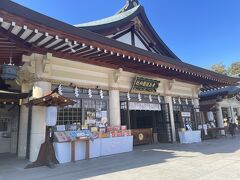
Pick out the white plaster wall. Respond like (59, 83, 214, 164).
(43, 55, 200, 99)
(116, 32, 132, 45)
(134, 34, 148, 51)
(20, 53, 201, 154)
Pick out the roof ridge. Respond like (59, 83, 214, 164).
(116, 0, 140, 14)
(75, 5, 140, 27)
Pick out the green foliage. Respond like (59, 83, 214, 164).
(228, 62, 240, 76)
(211, 63, 227, 75)
(211, 61, 240, 76)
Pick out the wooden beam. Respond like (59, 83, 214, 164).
(33, 32, 48, 45)
(61, 42, 79, 53)
(77, 48, 97, 57)
(55, 44, 70, 52)
(82, 50, 106, 58)
(24, 29, 38, 42)
(8, 22, 16, 33)
(49, 39, 67, 50)
(82, 50, 103, 58)
(0, 26, 32, 51)
(74, 46, 91, 55)
(90, 53, 113, 60)
(40, 35, 58, 48)
(17, 25, 27, 37)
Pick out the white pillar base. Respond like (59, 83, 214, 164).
(29, 81, 50, 162)
(18, 83, 31, 158)
(216, 104, 225, 135)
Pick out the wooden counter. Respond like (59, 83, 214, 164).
(131, 128, 153, 146)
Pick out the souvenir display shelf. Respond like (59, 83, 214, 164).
(53, 125, 133, 164)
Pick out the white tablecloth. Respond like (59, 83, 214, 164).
(54, 136, 133, 164)
(178, 131, 201, 144)
(101, 136, 133, 156)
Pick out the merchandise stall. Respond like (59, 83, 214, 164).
(53, 126, 133, 164)
(51, 85, 133, 164)
(178, 112, 201, 144)
(196, 111, 227, 140)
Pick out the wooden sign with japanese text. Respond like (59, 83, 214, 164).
(131, 76, 160, 93)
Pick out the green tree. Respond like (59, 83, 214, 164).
(211, 63, 227, 75)
(228, 62, 240, 76)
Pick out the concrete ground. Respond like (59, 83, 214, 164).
(1, 135, 240, 180)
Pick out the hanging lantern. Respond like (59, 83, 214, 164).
(74, 86, 79, 98)
(33, 86, 43, 98)
(1, 64, 18, 80)
(45, 106, 58, 126)
(1, 55, 18, 80)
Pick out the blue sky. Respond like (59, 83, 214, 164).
(12, 0, 240, 69)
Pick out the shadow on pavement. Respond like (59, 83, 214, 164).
(0, 135, 239, 180)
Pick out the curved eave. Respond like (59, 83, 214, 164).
(76, 5, 180, 60)
(75, 5, 140, 29)
(200, 86, 240, 101)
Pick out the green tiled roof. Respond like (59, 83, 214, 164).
(75, 5, 140, 28)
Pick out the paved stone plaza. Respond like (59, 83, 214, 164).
(1, 135, 240, 180)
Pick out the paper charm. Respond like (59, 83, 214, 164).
(149, 94, 152, 102)
(178, 97, 181, 104)
(158, 95, 161, 103)
(127, 92, 131, 101)
(75, 86, 79, 97)
(138, 93, 142, 102)
(88, 88, 92, 98)
(58, 84, 63, 95)
(100, 89, 104, 99)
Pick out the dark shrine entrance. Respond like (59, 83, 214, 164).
(173, 103, 196, 141)
(130, 110, 154, 129)
(120, 94, 173, 144)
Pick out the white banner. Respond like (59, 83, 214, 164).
(181, 112, 191, 117)
(129, 102, 161, 111)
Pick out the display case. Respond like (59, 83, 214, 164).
(53, 124, 133, 164)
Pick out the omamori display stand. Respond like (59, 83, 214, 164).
(25, 127, 59, 169)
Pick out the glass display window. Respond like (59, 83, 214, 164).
(0, 119, 8, 131)
(57, 100, 82, 127)
(83, 99, 108, 125)
(53, 85, 109, 129)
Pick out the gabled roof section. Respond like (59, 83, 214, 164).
(200, 86, 240, 101)
(75, 1, 180, 60)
